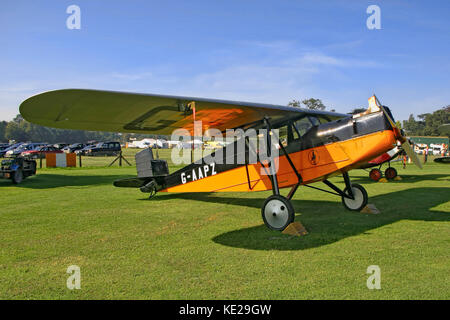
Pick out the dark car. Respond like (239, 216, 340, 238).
(53, 143, 69, 150)
(0, 143, 24, 157)
(74, 144, 95, 156)
(85, 142, 121, 156)
(5, 143, 46, 157)
(63, 143, 86, 153)
(21, 145, 63, 159)
(0, 144, 11, 154)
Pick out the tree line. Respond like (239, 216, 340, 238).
(0, 115, 154, 144)
(401, 106, 449, 137)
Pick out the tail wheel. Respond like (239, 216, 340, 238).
(12, 169, 23, 184)
(341, 184, 368, 211)
(385, 167, 397, 180)
(369, 168, 382, 181)
(261, 195, 295, 231)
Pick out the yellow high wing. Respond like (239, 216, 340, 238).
(20, 89, 347, 135)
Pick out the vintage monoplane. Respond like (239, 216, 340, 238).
(20, 90, 422, 230)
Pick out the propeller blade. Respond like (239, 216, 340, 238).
(402, 140, 423, 169)
(371, 96, 404, 142)
(372, 95, 396, 127)
(369, 95, 422, 169)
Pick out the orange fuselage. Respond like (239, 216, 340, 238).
(161, 129, 396, 193)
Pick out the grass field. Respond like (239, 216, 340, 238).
(0, 150, 449, 299)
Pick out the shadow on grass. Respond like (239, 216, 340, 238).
(155, 187, 449, 251)
(351, 173, 450, 185)
(0, 173, 132, 189)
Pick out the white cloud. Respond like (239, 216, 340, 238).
(0, 51, 393, 121)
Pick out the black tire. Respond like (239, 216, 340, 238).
(30, 161, 37, 175)
(369, 168, 382, 181)
(385, 167, 397, 180)
(12, 169, 23, 184)
(261, 195, 295, 231)
(341, 184, 368, 211)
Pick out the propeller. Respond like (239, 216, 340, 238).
(369, 95, 423, 169)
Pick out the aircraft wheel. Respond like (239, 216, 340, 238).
(341, 184, 368, 211)
(12, 169, 23, 184)
(385, 167, 397, 180)
(261, 195, 295, 231)
(369, 168, 382, 181)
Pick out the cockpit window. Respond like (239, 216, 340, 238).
(274, 115, 332, 146)
(293, 117, 313, 137)
(308, 116, 320, 126)
(277, 125, 289, 147)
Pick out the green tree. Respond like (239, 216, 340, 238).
(5, 121, 30, 142)
(288, 98, 327, 110)
(287, 100, 301, 108)
(2, 114, 157, 144)
(13, 114, 24, 123)
(402, 106, 449, 137)
(0, 121, 7, 142)
(301, 98, 326, 110)
(403, 114, 424, 136)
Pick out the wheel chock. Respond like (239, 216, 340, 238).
(394, 176, 402, 181)
(360, 204, 380, 214)
(378, 178, 388, 183)
(282, 222, 308, 236)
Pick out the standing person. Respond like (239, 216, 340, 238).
(424, 146, 428, 164)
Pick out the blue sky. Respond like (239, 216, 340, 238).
(1, 0, 449, 121)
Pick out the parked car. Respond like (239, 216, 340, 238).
(75, 144, 96, 156)
(0, 144, 11, 154)
(6, 143, 47, 157)
(63, 143, 86, 153)
(21, 145, 63, 159)
(53, 143, 69, 150)
(414, 143, 427, 155)
(0, 143, 24, 157)
(84, 142, 121, 156)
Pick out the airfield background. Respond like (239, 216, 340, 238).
(409, 136, 449, 147)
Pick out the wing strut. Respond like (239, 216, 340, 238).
(264, 117, 280, 195)
(278, 134, 303, 200)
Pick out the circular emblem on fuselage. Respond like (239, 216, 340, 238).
(308, 150, 319, 165)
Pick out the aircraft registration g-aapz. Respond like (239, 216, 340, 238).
(20, 90, 422, 231)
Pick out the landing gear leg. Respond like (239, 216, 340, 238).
(260, 117, 298, 230)
(140, 180, 158, 199)
(319, 172, 368, 211)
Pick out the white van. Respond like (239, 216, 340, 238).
(430, 144, 443, 155)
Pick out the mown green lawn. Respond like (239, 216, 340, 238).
(0, 155, 448, 299)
